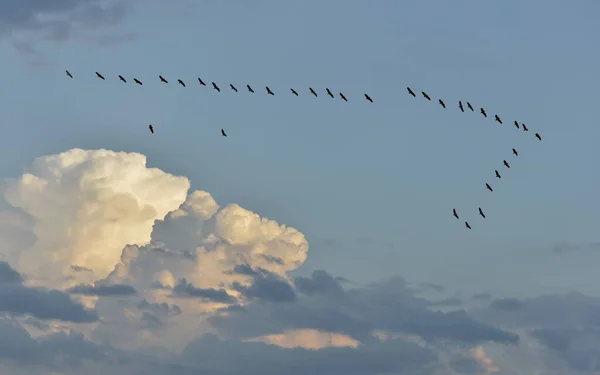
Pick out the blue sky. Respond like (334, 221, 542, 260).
(2, 1, 600, 374)
(1, 0, 600, 298)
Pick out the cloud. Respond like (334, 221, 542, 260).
(67, 283, 137, 296)
(1, 147, 596, 374)
(172, 279, 236, 303)
(209, 271, 519, 346)
(0, 261, 98, 322)
(0, 0, 132, 40)
(474, 292, 600, 372)
(2, 148, 190, 288)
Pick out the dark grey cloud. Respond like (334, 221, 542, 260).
(471, 292, 492, 301)
(70, 265, 93, 273)
(0, 262, 98, 322)
(181, 334, 438, 375)
(294, 269, 345, 298)
(210, 271, 518, 345)
(173, 278, 236, 304)
(475, 292, 600, 372)
(0, 261, 23, 283)
(68, 283, 137, 296)
(231, 266, 296, 303)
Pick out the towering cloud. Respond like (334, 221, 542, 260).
(2, 149, 190, 288)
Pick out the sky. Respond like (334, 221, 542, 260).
(0, 0, 599, 374)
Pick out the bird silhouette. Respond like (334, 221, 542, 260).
(119, 75, 126, 83)
(339, 92, 348, 101)
(466, 102, 474, 111)
(480, 107, 487, 117)
(512, 148, 518, 156)
(407, 87, 416, 97)
(513, 120, 519, 129)
(212, 82, 220, 92)
(198, 78, 206, 86)
(495, 170, 501, 179)
(230, 84, 238, 92)
(478, 207, 486, 218)
(266, 86, 274, 95)
(134, 78, 142, 85)
(159, 75, 168, 83)
(178, 79, 185, 87)
(148, 124, 154, 134)
(95, 72, 105, 80)
(486, 183, 493, 192)
(535, 132, 542, 140)
(247, 84, 254, 93)
(421, 91, 431, 100)
(309, 87, 318, 97)
(439, 99, 446, 108)
(459, 101, 464, 112)
(326, 88, 334, 98)
(364, 94, 373, 103)
(453, 209, 459, 219)
(291, 88, 298, 96)
(66, 70, 73, 78)
(494, 115, 502, 124)
(465, 222, 472, 230)
(522, 123, 529, 131)
(221, 128, 227, 137)
(503, 160, 511, 168)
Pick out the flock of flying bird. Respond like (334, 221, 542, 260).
(64, 69, 543, 230)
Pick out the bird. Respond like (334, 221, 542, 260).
(421, 91, 431, 100)
(503, 160, 510, 168)
(326, 88, 334, 98)
(309, 87, 318, 97)
(212, 82, 220, 92)
(438, 99, 446, 108)
(478, 207, 486, 218)
(159, 75, 168, 83)
(290, 88, 298, 96)
(266, 86, 274, 95)
(221, 128, 227, 137)
(535, 132, 542, 140)
(453, 209, 459, 219)
(480, 107, 487, 117)
(513, 120, 519, 129)
(119, 75, 127, 83)
(465, 222, 472, 230)
(364, 94, 373, 103)
(459, 101, 464, 112)
(495, 170, 501, 179)
(522, 123, 529, 131)
(512, 148, 518, 156)
(494, 115, 502, 124)
(339, 92, 348, 102)
(198, 78, 206, 86)
(134, 78, 142, 85)
(230, 84, 238, 92)
(148, 124, 154, 134)
(247, 84, 254, 93)
(486, 183, 493, 192)
(95, 72, 105, 80)
(177, 79, 185, 87)
(407, 87, 416, 97)
(66, 70, 73, 78)
(466, 102, 474, 111)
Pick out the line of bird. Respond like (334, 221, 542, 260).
(453, 148, 521, 230)
(64, 69, 541, 141)
(65, 70, 542, 229)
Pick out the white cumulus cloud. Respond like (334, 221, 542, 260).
(2, 148, 190, 287)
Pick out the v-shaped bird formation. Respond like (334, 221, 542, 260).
(64, 69, 544, 230)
